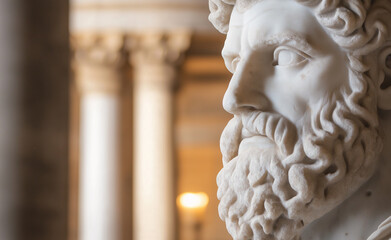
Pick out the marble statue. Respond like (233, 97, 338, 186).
(208, 0, 391, 239)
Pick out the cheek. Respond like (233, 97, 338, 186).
(293, 57, 348, 102)
(272, 66, 313, 102)
(264, 74, 307, 122)
(295, 67, 323, 97)
(264, 64, 328, 121)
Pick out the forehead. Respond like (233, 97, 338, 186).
(229, 0, 325, 47)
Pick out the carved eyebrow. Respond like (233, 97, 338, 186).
(249, 32, 318, 55)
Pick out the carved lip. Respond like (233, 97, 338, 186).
(241, 127, 271, 143)
(238, 129, 275, 154)
(241, 127, 258, 139)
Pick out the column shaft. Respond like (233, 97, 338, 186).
(72, 33, 125, 240)
(134, 65, 176, 240)
(130, 31, 191, 240)
(80, 94, 120, 240)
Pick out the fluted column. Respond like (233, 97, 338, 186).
(130, 31, 191, 240)
(72, 33, 125, 240)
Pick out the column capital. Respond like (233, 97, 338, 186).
(127, 31, 191, 88)
(71, 33, 126, 94)
(128, 31, 191, 67)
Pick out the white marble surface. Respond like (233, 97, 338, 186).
(210, 0, 391, 239)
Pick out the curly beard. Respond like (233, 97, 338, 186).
(217, 71, 383, 240)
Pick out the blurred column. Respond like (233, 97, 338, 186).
(72, 33, 125, 240)
(130, 31, 191, 240)
(0, 0, 69, 239)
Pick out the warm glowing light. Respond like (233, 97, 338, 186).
(178, 192, 209, 209)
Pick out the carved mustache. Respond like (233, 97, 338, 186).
(221, 111, 298, 165)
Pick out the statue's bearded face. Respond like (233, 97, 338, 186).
(217, 0, 382, 239)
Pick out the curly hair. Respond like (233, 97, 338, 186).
(209, 0, 391, 56)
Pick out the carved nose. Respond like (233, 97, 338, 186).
(223, 80, 269, 114)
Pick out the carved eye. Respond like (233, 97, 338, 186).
(273, 47, 309, 67)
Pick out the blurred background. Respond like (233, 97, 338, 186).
(0, 0, 233, 239)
